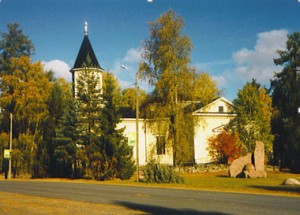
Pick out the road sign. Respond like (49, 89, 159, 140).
(128, 132, 136, 146)
(4, 149, 10, 159)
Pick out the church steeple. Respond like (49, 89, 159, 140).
(72, 22, 101, 70)
(71, 22, 103, 96)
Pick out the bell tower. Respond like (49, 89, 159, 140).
(70, 22, 103, 96)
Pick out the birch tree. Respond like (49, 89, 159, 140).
(139, 10, 220, 165)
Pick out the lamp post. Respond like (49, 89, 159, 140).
(121, 65, 139, 182)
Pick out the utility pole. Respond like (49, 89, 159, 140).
(8, 112, 12, 179)
(121, 65, 139, 182)
(135, 71, 139, 182)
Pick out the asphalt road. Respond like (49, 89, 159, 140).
(0, 180, 299, 215)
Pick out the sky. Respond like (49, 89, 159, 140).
(0, 0, 300, 101)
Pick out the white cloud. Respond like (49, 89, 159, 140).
(43, 60, 71, 82)
(212, 75, 226, 88)
(233, 29, 288, 83)
(111, 47, 143, 87)
(123, 48, 143, 64)
(111, 48, 143, 75)
(195, 60, 232, 72)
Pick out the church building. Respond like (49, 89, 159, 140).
(71, 23, 236, 165)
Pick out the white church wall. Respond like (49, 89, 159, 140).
(193, 97, 236, 164)
(117, 118, 173, 166)
(194, 115, 234, 164)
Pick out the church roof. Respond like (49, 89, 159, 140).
(73, 34, 102, 70)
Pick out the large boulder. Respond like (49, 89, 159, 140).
(254, 141, 265, 172)
(229, 141, 268, 178)
(281, 178, 300, 186)
(244, 163, 255, 171)
(229, 153, 252, 177)
(244, 170, 267, 178)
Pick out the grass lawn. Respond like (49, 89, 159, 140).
(29, 170, 298, 197)
(90, 170, 300, 197)
(179, 171, 300, 197)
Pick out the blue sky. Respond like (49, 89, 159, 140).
(1, 0, 300, 100)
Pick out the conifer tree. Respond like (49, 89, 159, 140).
(75, 56, 103, 178)
(93, 72, 134, 180)
(52, 85, 79, 178)
(0, 22, 35, 75)
(76, 55, 102, 145)
(271, 32, 300, 172)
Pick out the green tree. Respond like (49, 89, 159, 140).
(230, 80, 273, 158)
(91, 73, 134, 180)
(75, 56, 103, 178)
(0, 56, 51, 136)
(271, 32, 300, 172)
(52, 94, 79, 178)
(0, 132, 9, 172)
(120, 88, 147, 117)
(0, 23, 36, 138)
(0, 22, 35, 75)
(139, 9, 192, 166)
(42, 79, 77, 178)
(139, 10, 220, 165)
(139, 10, 192, 102)
(191, 71, 221, 103)
(102, 71, 122, 106)
(76, 56, 102, 146)
(0, 56, 52, 177)
(12, 133, 36, 176)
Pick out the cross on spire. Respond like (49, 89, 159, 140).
(84, 21, 88, 36)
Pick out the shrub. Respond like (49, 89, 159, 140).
(141, 160, 184, 184)
(207, 131, 244, 164)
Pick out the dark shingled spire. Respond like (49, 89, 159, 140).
(73, 23, 102, 70)
(73, 35, 102, 69)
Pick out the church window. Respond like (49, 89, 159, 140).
(218, 106, 224, 113)
(156, 136, 166, 155)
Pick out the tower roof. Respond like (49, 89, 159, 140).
(73, 23, 102, 70)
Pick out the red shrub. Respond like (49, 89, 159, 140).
(208, 131, 244, 164)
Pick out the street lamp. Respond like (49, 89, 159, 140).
(121, 65, 139, 182)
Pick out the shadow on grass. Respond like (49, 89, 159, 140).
(114, 201, 230, 215)
(250, 185, 300, 195)
(216, 175, 229, 178)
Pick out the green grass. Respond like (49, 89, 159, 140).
(172, 171, 300, 197)
(103, 170, 300, 197)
